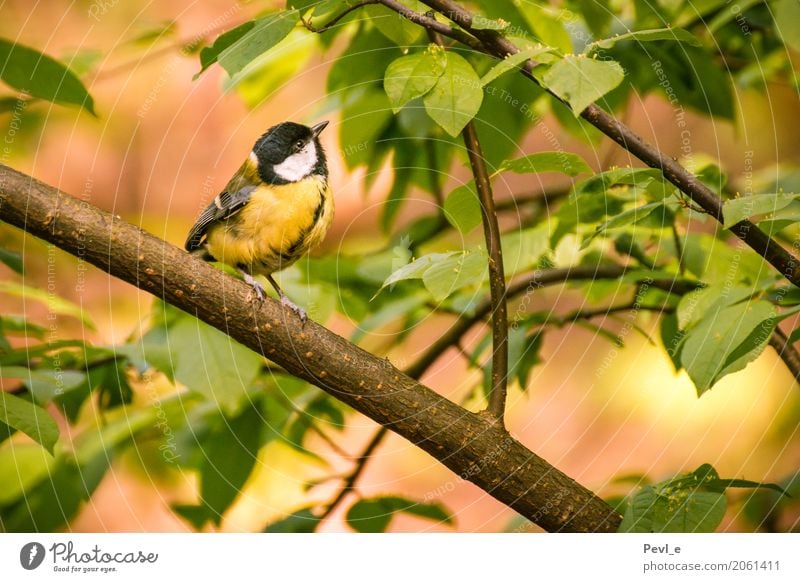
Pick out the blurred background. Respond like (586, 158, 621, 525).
(1, 0, 799, 532)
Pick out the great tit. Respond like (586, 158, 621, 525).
(185, 120, 332, 321)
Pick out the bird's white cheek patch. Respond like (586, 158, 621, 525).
(273, 142, 317, 182)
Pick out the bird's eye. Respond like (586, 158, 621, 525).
(294, 140, 304, 152)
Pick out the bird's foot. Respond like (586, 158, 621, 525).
(241, 272, 266, 302)
(281, 294, 307, 323)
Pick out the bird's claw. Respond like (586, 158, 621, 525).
(281, 295, 307, 323)
(242, 273, 266, 302)
(251, 283, 265, 302)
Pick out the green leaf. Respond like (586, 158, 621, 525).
(517, 4, 573, 53)
(199, 403, 262, 525)
(509, 327, 543, 390)
(127, 20, 177, 47)
(0, 247, 23, 274)
(264, 508, 322, 532)
(379, 140, 420, 231)
(676, 284, 753, 332)
(499, 151, 591, 176)
(541, 55, 625, 115)
(0, 315, 45, 338)
(586, 27, 702, 52)
(501, 223, 550, 275)
(0, 281, 95, 330)
(707, 0, 762, 32)
(346, 496, 454, 532)
(620, 485, 726, 532)
(0, 443, 56, 506)
(722, 193, 800, 228)
(577, 0, 613, 38)
(0, 391, 59, 454)
(661, 312, 684, 371)
(72, 406, 159, 466)
(444, 183, 482, 233)
(0, 403, 156, 530)
(222, 30, 316, 108)
(775, 0, 800, 53)
(681, 299, 777, 394)
(327, 27, 400, 92)
(589, 201, 675, 242)
(115, 341, 175, 381)
(166, 315, 263, 408)
(423, 51, 483, 137)
(480, 46, 555, 87)
(1, 453, 108, 531)
(0, 38, 96, 114)
(422, 249, 488, 301)
(380, 251, 458, 290)
(689, 463, 788, 496)
(340, 87, 393, 168)
(384, 46, 447, 112)
(216, 11, 300, 76)
(171, 504, 211, 529)
(646, 44, 734, 119)
(364, 2, 424, 46)
(0, 366, 85, 402)
(287, 0, 323, 12)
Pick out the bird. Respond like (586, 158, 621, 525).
(185, 120, 332, 322)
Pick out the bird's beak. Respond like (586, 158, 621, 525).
(311, 120, 329, 138)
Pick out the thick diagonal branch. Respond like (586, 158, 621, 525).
(0, 163, 620, 532)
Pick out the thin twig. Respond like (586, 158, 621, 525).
(271, 391, 352, 459)
(769, 327, 800, 385)
(378, 0, 482, 49)
(301, 0, 380, 33)
(671, 222, 686, 276)
(462, 121, 509, 422)
(559, 302, 673, 325)
(316, 426, 387, 523)
(408, 266, 621, 378)
(425, 23, 509, 424)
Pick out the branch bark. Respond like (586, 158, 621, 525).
(769, 327, 800, 385)
(404, 0, 800, 289)
(0, 163, 620, 532)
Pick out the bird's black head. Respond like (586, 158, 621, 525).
(252, 120, 329, 185)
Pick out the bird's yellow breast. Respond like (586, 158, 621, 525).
(205, 175, 333, 275)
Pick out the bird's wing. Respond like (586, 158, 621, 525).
(184, 163, 258, 251)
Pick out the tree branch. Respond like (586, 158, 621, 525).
(425, 23, 509, 424)
(405, 0, 800, 289)
(300, 0, 380, 34)
(0, 163, 620, 532)
(769, 327, 800, 385)
(378, 0, 481, 49)
(462, 121, 509, 423)
(316, 264, 644, 523)
(317, 426, 388, 525)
